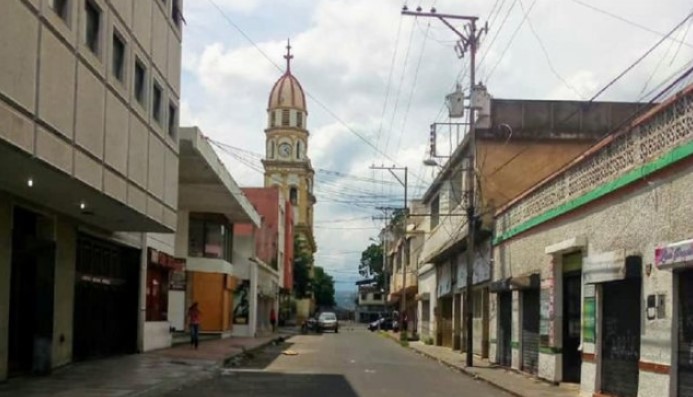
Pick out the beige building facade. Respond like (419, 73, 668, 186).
(0, 0, 183, 379)
(491, 85, 693, 397)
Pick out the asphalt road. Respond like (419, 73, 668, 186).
(165, 325, 510, 397)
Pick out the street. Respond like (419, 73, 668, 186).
(165, 325, 509, 397)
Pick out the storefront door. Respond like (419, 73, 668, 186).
(498, 291, 512, 367)
(522, 289, 540, 375)
(563, 271, 582, 382)
(439, 296, 454, 347)
(73, 234, 140, 361)
(601, 278, 641, 397)
(678, 270, 693, 397)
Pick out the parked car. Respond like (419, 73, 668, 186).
(368, 317, 399, 332)
(317, 311, 339, 333)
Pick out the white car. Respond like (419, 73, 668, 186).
(317, 312, 339, 333)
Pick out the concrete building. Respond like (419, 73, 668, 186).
(0, 0, 183, 379)
(417, 85, 647, 355)
(355, 286, 387, 323)
(235, 187, 294, 335)
(491, 85, 693, 396)
(166, 127, 260, 340)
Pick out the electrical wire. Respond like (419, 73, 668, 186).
(485, 0, 538, 82)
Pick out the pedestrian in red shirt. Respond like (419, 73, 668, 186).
(270, 307, 277, 333)
(188, 302, 201, 349)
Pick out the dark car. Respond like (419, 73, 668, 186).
(368, 317, 399, 332)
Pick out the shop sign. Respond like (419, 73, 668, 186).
(169, 268, 187, 291)
(655, 239, 693, 268)
(583, 250, 626, 284)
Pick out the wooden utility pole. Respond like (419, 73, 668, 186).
(402, 6, 486, 367)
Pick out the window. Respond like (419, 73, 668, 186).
(188, 214, 233, 262)
(373, 293, 382, 301)
(361, 293, 367, 301)
(296, 141, 301, 159)
(270, 141, 275, 158)
(112, 32, 125, 82)
(50, 0, 70, 22)
(168, 102, 177, 138)
(430, 195, 440, 228)
(134, 59, 146, 105)
(290, 187, 298, 206)
(450, 169, 463, 208)
(152, 82, 163, 123)
(270, 111, 276, 127)
(281, 109, 290, 126)
(146, 268, 169, 321)
(296, 112, 303, 128)
(84, 0, 101, 55)
(172, 0, 183, 28)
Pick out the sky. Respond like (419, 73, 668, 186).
(180, 0, 693, 292)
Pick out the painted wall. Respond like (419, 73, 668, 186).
(142, 233, 175, 352)
(492, 159, 693, 393)
(418, 267, 437, 340)
(143, 322, 171, 352)
(0, 0, 182, 231)
(232, 235, 258, 337)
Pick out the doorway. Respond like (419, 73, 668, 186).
(438, 296, 453, 347)
(73, 234, 140, 361)
(8, 207, 56, 376)
(601, 278, 641, 397)
(498, 291, 512, 367)
(521, 289, 540, 375)
(563, 271, 582, 382)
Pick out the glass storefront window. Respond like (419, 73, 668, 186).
(188, 214, 233, 262)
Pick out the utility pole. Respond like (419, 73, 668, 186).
(402, 6, 485, 367)
(371, 165, 408, 342)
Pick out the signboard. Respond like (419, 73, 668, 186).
(655, 239, 693, 268)
(233, 279, 251, 325)
(583, 250, 626, 284)
(583, 297, 596, 343)
(169, 269, 187, 291)
(456, 242, 491, 289)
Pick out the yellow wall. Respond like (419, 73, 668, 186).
(477, 139, 594, 216)
(191, 272, 226, 332)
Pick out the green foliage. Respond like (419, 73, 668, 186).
(293, 238, 313, 299)
(313, 266, 336, 307)
(359, 243, 385, 289)
(424, 336, 434, 345)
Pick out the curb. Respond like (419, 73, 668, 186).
(378, 332, 525, 397)
(133, 336, 282, 397)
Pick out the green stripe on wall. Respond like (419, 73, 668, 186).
(494, 138, 693, 245)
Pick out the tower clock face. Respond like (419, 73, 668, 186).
(279, 143, 292, 158)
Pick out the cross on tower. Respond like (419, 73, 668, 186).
(284, 38, 293, 72)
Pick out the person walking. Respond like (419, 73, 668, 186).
(188, 302, 201, 349)
(270, 307, 277, 333)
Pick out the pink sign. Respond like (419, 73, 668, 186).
(655, 239, 693, 268)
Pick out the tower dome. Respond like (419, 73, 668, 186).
(267, 40, 307, 113)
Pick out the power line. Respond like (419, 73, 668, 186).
(375, 14, 405, 153)
(568, 0, 693, 49)
(486, 0, 538, 82)
(204, 0, 428, 185)
(517, 0, 585, 99)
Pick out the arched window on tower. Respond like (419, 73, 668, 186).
(296, 141, 301, 160)
(281, 109, 290, 126)
(290, 187, 298, 206)
(270, 111, 276, 127)
(296, 112, 303, 128)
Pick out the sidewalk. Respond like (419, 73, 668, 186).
(381, 331, 579, 397)
(0, 333, 283, 397)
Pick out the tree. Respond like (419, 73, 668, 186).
(293, 238, 313, 299)
(359, 243, 385, 289)
(313, 266, 336, 307)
